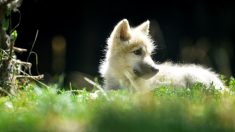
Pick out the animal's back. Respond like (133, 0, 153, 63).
(155, 62, 225, 91)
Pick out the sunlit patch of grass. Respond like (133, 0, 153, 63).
(0, 78, 235, 131)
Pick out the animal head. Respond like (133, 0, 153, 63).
(102, 19, 158, 80)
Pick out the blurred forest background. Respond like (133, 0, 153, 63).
(15, 0, 235, 87)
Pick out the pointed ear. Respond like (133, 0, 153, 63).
(113, 19, 131, 41)
(137, 20, 150, 34)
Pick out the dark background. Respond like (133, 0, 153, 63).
(15, 0, 235, 86)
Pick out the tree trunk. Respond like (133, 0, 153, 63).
(0, 1, 14, 95)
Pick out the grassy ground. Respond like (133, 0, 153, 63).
(0, 77, 235, 132)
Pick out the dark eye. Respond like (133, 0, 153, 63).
(133, 48, 143, 56)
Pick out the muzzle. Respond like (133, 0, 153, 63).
(133, 62, 159, 79)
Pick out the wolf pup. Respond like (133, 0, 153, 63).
(99, 19, 226, 92)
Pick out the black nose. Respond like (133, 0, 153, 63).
(151, 67, 159, 74)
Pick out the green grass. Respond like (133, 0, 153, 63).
(0, 77, 235, 132)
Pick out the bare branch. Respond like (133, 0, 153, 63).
(13, 47, 27, 53)
(16, 74, 44, 80)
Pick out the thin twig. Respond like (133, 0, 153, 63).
(27, 30, 39, 62)
(13, 59, 31, 66)
(13, 47, 27, 53)
(10, 9, 21, 33)
(84, 77, 109, 100)
(26, 30, 40, 75)
(27, 51, 39, 75)
(16, 74, 44, 80)
(18, 69, 49, 89)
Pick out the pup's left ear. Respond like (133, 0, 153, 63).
(137, 20, 150, 34)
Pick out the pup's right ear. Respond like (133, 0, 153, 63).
(112, 19, 131, 41)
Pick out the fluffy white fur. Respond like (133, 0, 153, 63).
(99, 19, 227, 92)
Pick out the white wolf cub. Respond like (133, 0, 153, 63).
(99, 19, 226, 92)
